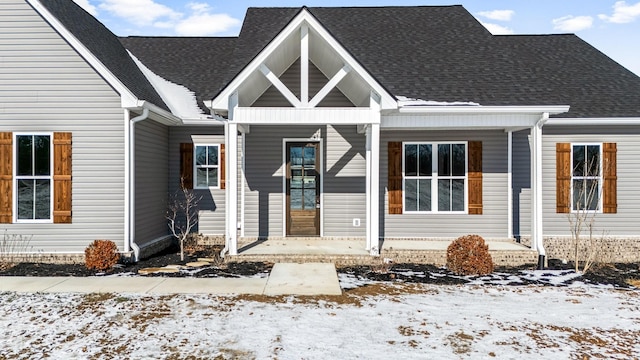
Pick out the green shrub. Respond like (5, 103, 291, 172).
(446, 234, 494, 275)
(84, 240, 120, 271)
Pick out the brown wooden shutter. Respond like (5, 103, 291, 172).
(180, 143, 193, 189)
(220, 143, 226, 190)
(603, 142, 617, 214)
(388, 141, 403, 215)
(0, 133, 12, 223)
(556, 143, 571, 213)
(53, 132, 72, 223)
(468, 141, 483, 215)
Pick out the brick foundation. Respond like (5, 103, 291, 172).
(520, 236, 640, 263)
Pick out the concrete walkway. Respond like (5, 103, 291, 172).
(0, 263, 342, 296)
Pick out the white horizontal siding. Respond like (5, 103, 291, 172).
(168, 127, 226, 236)
(135, 120, 170, 247)
(243, 125, 366, 237)
(515, 126, 640, 237)
(381, 130, 510, 239)
(0, 0, 125, 252)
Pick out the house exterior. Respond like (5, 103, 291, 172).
(2, 0, 640, 264)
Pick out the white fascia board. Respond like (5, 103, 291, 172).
(28, 0, 138, 108)
(209, 8, 397, 111)
(546, 117, 640, 126)
(398, 105, 570, 115)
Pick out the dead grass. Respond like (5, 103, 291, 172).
(626, 279, 640, 287)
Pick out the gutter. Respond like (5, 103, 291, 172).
(397, 105, 570, 115)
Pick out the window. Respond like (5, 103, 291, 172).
(403, 142, 466, 213)
(15, 134, 52, 221)
(194, 144, 219, 188)
(572, 144, 602, 211)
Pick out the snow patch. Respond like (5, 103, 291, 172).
(397, 95, 480, 107)
(128, 51, 204, 119)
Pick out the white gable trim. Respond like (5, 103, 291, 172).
(28, 0, 139, 108)
(209, 7, 397, 111)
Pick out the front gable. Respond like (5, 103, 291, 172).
(209, 7, 396, 113)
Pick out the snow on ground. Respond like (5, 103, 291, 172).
(1, 283, 639, 359)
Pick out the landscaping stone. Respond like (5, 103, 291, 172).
(138, 267, 180, 275)
(186, 261, 210, 268)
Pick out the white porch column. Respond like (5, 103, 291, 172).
(530, 114, 547, 267)
(226, 94, 239, 255)
(370, 123, 380, 255)
(368, 91, 381, 255)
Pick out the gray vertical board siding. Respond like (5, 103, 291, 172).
(0, 0, 125, 252)
(539, 126, 640, 236)
(243, 125, 366, 237)
(380, 130, 510, 239)
(168, 126, 226, 236)
(251, 59, 354, 107)
(134, 120, 170, 246)
(512, 129, 531, 236)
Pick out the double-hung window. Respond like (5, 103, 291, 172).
(403, 142, 467, 213)
(194, 144, 220, 189)
(15, 134, 52, 222)
(572, 144, 602, 211)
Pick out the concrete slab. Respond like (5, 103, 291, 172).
(240, 239, 368, 255)
(0, 277, 67, 293)
(264, 263, 342, 296)
(147, 277, 268, 295)
(43, 277, 167, 293)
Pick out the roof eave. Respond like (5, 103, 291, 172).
(397, 105, 570, 115)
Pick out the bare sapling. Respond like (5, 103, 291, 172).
(567, 152, 606, 273)
(166, 178, 202, 261)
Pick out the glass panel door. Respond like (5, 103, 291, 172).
(286, 142, 320, 236)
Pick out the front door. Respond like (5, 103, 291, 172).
(286, 142, 320, 236)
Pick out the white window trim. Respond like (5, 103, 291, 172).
(402, 141, 468, 214)
(570, 142, 603, 214)
(13, 132, 54, 224)
(193, 144, 221, 190)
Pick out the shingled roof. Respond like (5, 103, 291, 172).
(61, 3, 640, 118)
(119, 37, 237, 111)
(39, 0, 169, 111)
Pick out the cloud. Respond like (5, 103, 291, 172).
(477, 10, 514, 22)
(552, 15, 594, 32)
(599, 1, 640, 23)
(99, 0, 181, 27)
(73, 0, 97, 16)
(97, 0, 240, 35)
(175, 13, 240, 36)
(480, 22, 514, 35)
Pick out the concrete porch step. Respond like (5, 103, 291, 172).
(225, 238, 538, 267)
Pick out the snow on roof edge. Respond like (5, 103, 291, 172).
(396, 96, 480, 107)
(128, 51, 204, 119)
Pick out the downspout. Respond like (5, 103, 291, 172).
(532, 114, 548, 269)
(128, 108, 149, 261)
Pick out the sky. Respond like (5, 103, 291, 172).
(72, 0, 640, 76)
